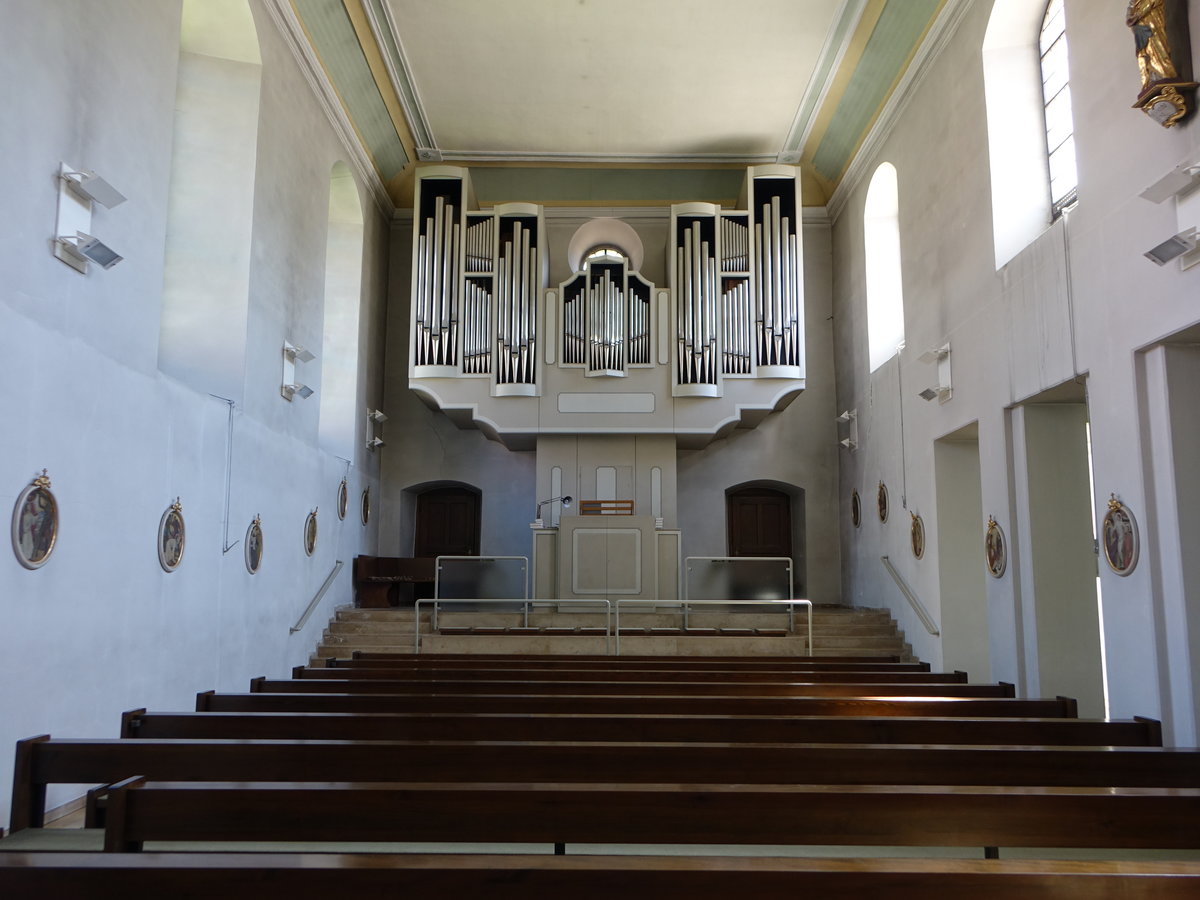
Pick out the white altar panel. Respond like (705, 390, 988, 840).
(572, 528, 641, 594)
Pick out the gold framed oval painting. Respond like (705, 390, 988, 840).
(304, 508, 318, 557)
(12, 470, 58, 570)
(158, 499, 186, 573)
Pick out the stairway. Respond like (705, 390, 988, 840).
(311, 604, 915, 663)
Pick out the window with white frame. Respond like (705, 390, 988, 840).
(865, 162, 905, 373)
(1040, 0, 1078, 217)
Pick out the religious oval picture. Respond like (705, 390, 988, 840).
(304, 508, 318, 556)
(245, 516, 264, 575)
(877, 481, 889, 523)
(336, 478, 348, 521)
(361, 488, 371, 525)
(985, 516, 1007, 578)
(12, 470, 58, 570)
(911, 513, 925, 560)
(851, 490, 861, 528)
(158, 499, 186, 573)
(1102, 496, 1139, 576)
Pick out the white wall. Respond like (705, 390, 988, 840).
(832, 0, 1200, 738)
(0, 0, 390, 824)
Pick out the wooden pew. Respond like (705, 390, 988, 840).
(121, 709, 1164, 747)
(353, 651, 906, 666)
(294, 665, 968, 684)
(196, 691, 1076, 717)
(251, 677, 1014, 698)
(326, 657, 932, 672)
(101, 777, 1200, 852)
(4, 852, 1200, 899)
(15, 735, 1200, 833)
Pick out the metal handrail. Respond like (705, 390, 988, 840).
(290, 559, 344, 634)
(433, 555, 529, 629)
(414, 597, 613, 654)
(683, 556, 795, 629)
(615, 598, 813, 657)
(880, 555, 940, 635)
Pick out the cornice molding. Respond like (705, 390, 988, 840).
(779, 0, 872, 163)
(827, 0, 974, 221)
(440, 150, 777, 166)
(360, 0, 438, 155)
(261, 0, 393, 215)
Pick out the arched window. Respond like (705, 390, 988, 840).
(982, 0, 1078, 267)
(1039, 0, 1077, 217)
(864, 163, 904, 372)
(158, 0, 262, 399)
(318, 162, 365, 457)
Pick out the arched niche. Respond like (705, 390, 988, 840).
(318, 162, 365, 457)
(158, 0, 262, 400)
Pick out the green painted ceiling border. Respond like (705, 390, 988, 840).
(811, 0, 941, 182)
(468, 168, 747, 207)
(292, 0, 410, 180)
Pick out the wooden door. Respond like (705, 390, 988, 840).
(415, 487, 481, 558)
(726, 488, 791, 558)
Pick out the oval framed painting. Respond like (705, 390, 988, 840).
(851, 490, 861, 528)
(245, 515, 264, 574)
(877, 481, 889, 523)
(985, 516, 1007, 578)
(304, 508, 318, 557)
(1101, 495, 1139, 576)
(336, 478, 348, 521)
(361, 488, 371, 526)
(12, 470, 58, 570)
(911, 513, 925, 560)
(158, 499, 186, 573)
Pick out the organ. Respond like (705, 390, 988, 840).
(407, 164, 806, 450)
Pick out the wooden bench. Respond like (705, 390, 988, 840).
(196, 691, 1077, 717)
(3, 852, 1199, 898)
(352, 651, 906, 666)
(293, 665, 969, 684)
(327, 656, 932, 672)
(121, 709, 1164, 747)
(15, 734, 1200, 833)
(251, 676, 1014, 698)
(101, 777, 1200, 852)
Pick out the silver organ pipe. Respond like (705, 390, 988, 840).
(753, 192, 800, 368)
(628, 281, 650, 365)
(415, 193, 462, 368)
(676, 220, 718, 386)
(496, 221, 538, 385)
(462, 278, 491, 374)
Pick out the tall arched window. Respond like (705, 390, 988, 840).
(318, 163, 365, 457)
(864, 162, 904, 373)
(1039, 0, 1078, 217)
(158, 0, 262, 400)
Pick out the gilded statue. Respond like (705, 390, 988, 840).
(1127, 0, 1179, 90)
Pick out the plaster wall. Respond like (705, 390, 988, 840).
(0, 0, 390, 825)
(831, 0, 1200, 735)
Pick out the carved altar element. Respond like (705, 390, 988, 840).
(1127, 0, 1197, 127)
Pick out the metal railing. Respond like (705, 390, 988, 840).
(614, 598, 813, 657)
(433, 555, 528, 629)
(880, 555, 940, 635)
(290, 559, 344, 634)
(683, 556, 795, 628)
(414, 597, 612, 654)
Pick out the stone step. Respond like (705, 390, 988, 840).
(324, 618, 897, 637)
(334, 605, 895, 625)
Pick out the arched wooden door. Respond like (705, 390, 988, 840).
(414, 487, 481, 558)
(726, 487, 791, 558)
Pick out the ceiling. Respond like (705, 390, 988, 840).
(288, 0, 947, 208)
